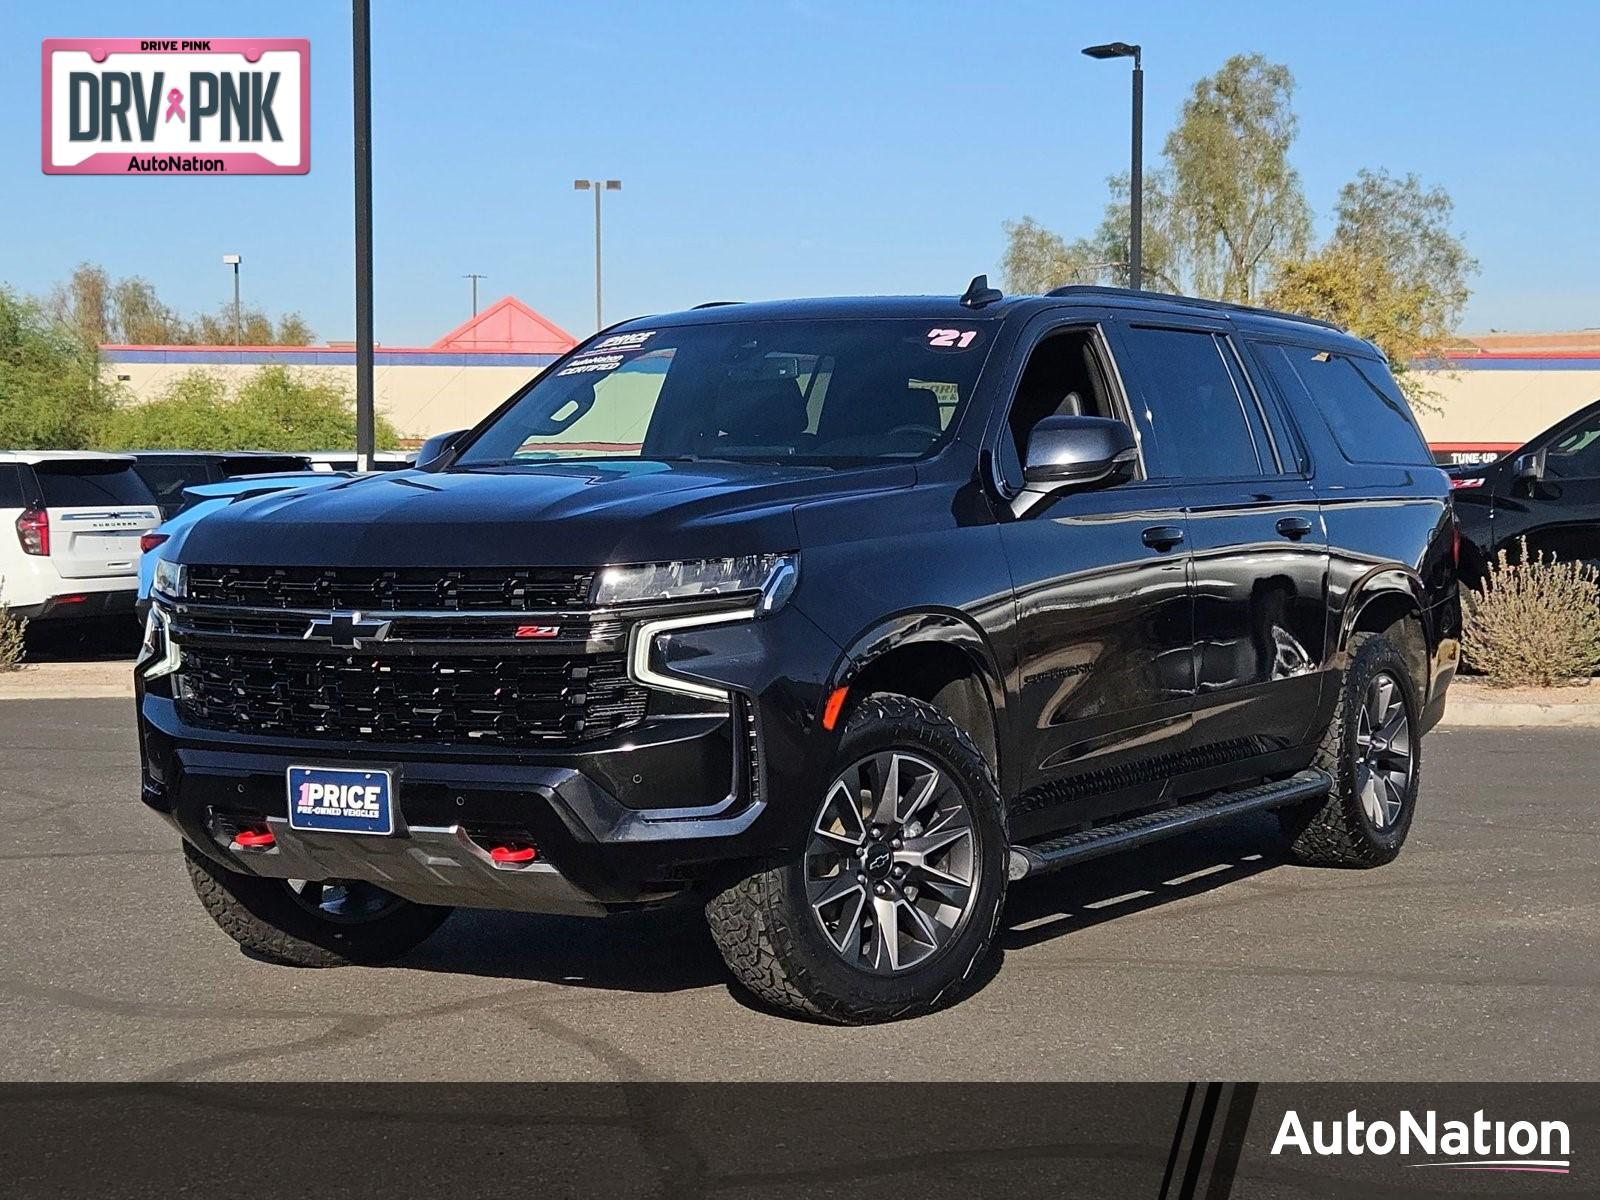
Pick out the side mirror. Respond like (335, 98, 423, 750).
(416, 428, 467, 470)
(1512, 449, 1546, 485)
(1023, 415, 1138, 490)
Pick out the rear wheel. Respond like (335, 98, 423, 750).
(183, 841, 451, 967)
(707, 693, 1006, 1023)
(1282, 634, 1421, 867)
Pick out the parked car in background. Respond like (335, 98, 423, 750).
(126, 452, 314, 521)
(306, 451, 414, 472)
(1, 452, 159, 621)
(1451, 396, 1600, 587)
(139, 283, 1459, 1023)
(138, 472, 357, 612)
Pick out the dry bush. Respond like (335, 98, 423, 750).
(1463, 540, 1600, 687)
(0, 578, 25, 672)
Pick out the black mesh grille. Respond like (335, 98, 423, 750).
(184, 565, 595, 612)
(175, 647, 647, 746)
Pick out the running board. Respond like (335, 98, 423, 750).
(1006, 768, 1332, 881)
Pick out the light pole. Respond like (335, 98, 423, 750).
(222, 254, 242, 345)
(353, 0, 375, 470)
(574, 179, 621, 330)
(463, 272, 487, 317)
(1082, 41, 1142, 291)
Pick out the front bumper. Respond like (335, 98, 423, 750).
(137, 600, 847, 912)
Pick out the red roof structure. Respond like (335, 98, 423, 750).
(429, 296, 577, 354)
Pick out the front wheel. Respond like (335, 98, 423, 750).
(1282, 633, 1422, 867)
(707, 693, 1007, 1023)
(184, 841, 452, 967)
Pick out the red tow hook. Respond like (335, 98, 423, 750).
(489, 844, 537, 865)
(233, 828, 276, 850)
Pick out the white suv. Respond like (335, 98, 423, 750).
(0, 452, 160, 621)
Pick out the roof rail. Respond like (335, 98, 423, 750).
(692, 300, 741, 309)
(1043, 284, 1343, 332)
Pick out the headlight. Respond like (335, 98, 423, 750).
(152, 558, 187, 599)
(592, 554, 798, 610)
(138, 605, 182, 680)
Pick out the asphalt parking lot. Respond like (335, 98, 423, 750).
(2, 698, 1595, 1082)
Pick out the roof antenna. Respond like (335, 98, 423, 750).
(960, 274, 1003, 308)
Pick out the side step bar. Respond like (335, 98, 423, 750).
(1007, 768, 1332, 881)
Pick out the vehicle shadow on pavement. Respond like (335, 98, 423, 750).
(23, 616, 141, 663)
(999, 811, 1287, 951)
(397, 902, 727, 994)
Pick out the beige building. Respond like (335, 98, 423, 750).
(102, 305, 1600, 462)
(102, 296, 577, 440)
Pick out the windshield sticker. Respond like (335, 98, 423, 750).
(592, 330, 656, 352)
(924, 328, 981, 350)
(555, 353, 626, 377)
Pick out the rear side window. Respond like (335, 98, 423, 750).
(0, 465, 26, 509)
(34, 463, 156, 507)
(1119, 325, 1265, 478)
(1255, 343, 1432, 466)
(132, 462, 215, 505)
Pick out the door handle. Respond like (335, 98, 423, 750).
(1141, 525, 1185, 551)
(1276, 516, 1315, 540)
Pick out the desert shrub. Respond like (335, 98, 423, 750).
(1463, 539, 1600, 687)
(94, 365, 400, 451)
(0, 579, 26, 672)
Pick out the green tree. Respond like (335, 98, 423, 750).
(0, 286, 116, 449)
(1162, 53, 1310, 303)
(1266, 170, 1475, 410)
(45, 262, 315, 347)
(189, 306, 316, 346)
(95, 365, 397, 451)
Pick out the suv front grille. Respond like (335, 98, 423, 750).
(184, 565, 595, 612)
(175, 647, 647, 746)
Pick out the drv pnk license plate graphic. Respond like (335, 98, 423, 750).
(287, 766, 394, 835)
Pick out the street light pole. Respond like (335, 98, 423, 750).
(463, 272, 486, 317)
(353, 0, 376, 470)
(222, 254, 242, 345)
(1082, 41, 1143, 291)
(574, 179, 621, 331)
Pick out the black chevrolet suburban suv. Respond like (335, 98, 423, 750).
(1450, 396, 1600, 588)
(138, 283, 1459, 1023)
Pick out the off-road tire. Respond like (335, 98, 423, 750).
(706, 692, 1007, 1023)
(1282, 633, 1421, 867)
(184, 841, 452, 967)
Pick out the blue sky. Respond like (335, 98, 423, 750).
(4, 0, 1597, 345)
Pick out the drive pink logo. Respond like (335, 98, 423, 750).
(42, 38, 309, 175)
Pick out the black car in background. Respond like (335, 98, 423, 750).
(126, 451, 313, 520)
(1451, 397, 1600, 587)
(138, 283, 1459, 1023)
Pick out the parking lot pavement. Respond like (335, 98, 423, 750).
(1, 699, 1595, 1082)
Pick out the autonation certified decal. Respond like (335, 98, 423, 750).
(41, 38, 309, 175)
(1272, 1106, 1573, 1175)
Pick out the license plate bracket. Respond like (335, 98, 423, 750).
(286, 765, 395, 835)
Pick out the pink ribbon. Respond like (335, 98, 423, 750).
(164, 88, 185, 123)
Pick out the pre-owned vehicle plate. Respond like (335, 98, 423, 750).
(286, 766, 394, 835)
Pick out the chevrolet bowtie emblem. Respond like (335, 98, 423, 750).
(303, 610, 393, 649)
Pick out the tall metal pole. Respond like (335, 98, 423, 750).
(1130, 49, 1144, 291)
(353, 0, 375, 470)
(464, 272, 486, 317)
(593, 184, 603, 331)
(232, 262, 241, 345)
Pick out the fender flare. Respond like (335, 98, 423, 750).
(1338, 566, 1430, 661)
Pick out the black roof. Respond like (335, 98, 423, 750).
(613, 288, 1377, 356)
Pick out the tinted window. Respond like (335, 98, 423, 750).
(35, 463, 156, 507)
(132, 462, 216, 506)
(457, 319, 995, 467)
(1543, 411, 1600, 479)
(0, 465, 26, 509)
(1120, 325, 1264, 478)
(1257, 344, 1431, 466)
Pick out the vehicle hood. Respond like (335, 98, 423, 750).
(174, 459, 915, 567)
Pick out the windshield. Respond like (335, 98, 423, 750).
(455, 317, 995, 467)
